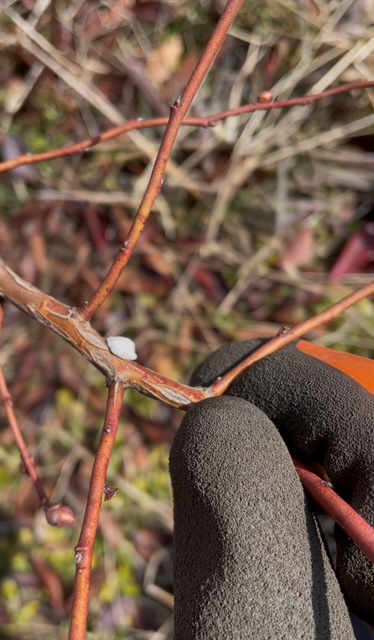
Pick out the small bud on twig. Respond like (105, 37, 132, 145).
(258, 91, 273, 104)
(44, 503, 76, 528)
(104, 485, 119, 501)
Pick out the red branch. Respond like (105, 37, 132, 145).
(0, 302, 75, 527)
(0, 302, 47, 506)
(0, 361, 49, 507)
(294, 457, 374, 564)
(68, 382, 125, 640)
(210, 281, 374, 396)
(77, 0, 259, 320)
(0, 81, 372, 175)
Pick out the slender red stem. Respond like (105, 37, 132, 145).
(211, 281, 374, 395)
(0, 366, 49, 507)
(68, 382, 125, 640)
(79, 0, 248, 321)
(0, 80, 372, 175)
(0, 364, 50, 506)
(293, 457, 374, 563)
(0, 303, 49, 507)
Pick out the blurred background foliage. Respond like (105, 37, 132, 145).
(0, 0, 374, 637)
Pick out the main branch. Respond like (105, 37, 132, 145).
(0, 258, 206, 407)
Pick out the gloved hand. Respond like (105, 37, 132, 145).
(170, 338, 374, 639)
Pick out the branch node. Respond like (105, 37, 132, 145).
(276, 325, 292, 337)
(104, 425, 113, 433)
(104, 485, 119, 501)
(74, 549, 85, 564)
(172, 96, 182, 110)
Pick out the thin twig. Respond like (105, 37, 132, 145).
(293, 456, 374, 564)
(0, 80, 372, 175)
(79, 0, 248, 321)
(5, 6, 200, 196)
(0, 301, 76, 527)
(210, 281, 374, 396)
(68, 382, 125, 640)
(0, 365, 50, 505)
(0, 301, 49, 507)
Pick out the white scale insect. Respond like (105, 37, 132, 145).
(106, 336, 137, 360)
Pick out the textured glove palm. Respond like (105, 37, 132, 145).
(170, 338, 374, 639)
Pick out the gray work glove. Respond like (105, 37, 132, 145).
(170, 339, 374, 639)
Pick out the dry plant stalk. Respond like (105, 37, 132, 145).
(1, 0, 374, 636)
